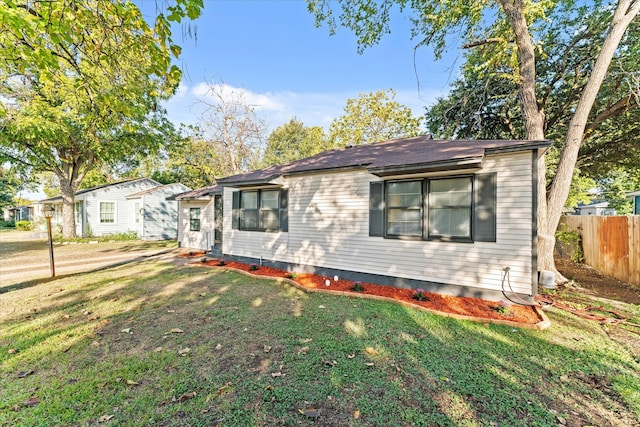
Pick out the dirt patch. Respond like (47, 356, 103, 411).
(556, 257, 640, 305)
(192, 259, 544, 326)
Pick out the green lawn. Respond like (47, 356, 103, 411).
(1, 259, 639, 426)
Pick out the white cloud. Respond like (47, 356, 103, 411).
(163, 81, 448, 133)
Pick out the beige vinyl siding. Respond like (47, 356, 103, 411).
(179, 200, 215, 250)
(223, 151, 534, 294)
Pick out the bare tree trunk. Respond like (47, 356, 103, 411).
(58, 177, 77, 239)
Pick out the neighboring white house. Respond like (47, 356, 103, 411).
(627, 190, 640, 215)
(217, 136, 551, 300)
(35, 178, 189, 239)
(3, 205, 32, 222)
(169, 185, 223, 255)
(574, 201, 617, 216)
(126, 183, 190, 240)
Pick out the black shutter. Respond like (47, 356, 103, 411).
(279, 188, 288, 232)
(474, 173, 497, 242)
(232, 191, 240, 230)
(369, 182, 384, 237)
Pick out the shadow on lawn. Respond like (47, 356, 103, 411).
(0, 260, 638, 426)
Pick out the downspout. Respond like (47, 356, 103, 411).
(531, 149, 539, 297)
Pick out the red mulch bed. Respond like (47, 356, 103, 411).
(193, 259, 544, 326)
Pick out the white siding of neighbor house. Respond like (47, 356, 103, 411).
(134, 183, 189, 240)
(223, 151, 535, 294)
(84, 179, 158, 236)
(178, 199, 215, 250)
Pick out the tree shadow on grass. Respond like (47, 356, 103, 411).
(1, 260, 638, 426)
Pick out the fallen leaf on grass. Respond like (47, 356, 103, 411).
(17, 370, 34, 378)
(323, 360, 337, 367)
(154, 347, 163, 352)
(300, 338, 313, 343)
(178, 348, 190, 356)
(271, 372, 285, 377)
(298, 346, 309, 355)
(126, 380, 139, 385)
(167, 309, 176, 313)
(8, 348, 16, 354)
(346, 354, 355, 359)
(98, 414, 114, 423)
(216, 382, 232, 396)
(23, 396, 40, 407)
(354, 410, 360, 419)
(120, 328, 131, 334)
(172, 391, 197, 402)
(199, 293, 207, 297)
(299, 407, 321, 418)
(165, 328, 184, 334)
(263, 345, 272, 353)
(365, 347, 379, 356)
(215, 343, 222, 350)
(364, 362, 375, 367)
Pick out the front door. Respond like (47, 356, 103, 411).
(212, 195, 223, 256)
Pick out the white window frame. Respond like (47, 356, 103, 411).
(99, 201, 117, 224)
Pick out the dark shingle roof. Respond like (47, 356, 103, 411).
(217, 136, 550, 185)
(38, 178, 161, 202)
(168, 184, 222, 201)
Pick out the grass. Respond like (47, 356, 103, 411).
(1, 259, 639, 426)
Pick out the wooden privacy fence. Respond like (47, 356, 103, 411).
(559, 215, 640, 286)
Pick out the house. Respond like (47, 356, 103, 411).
(3, 205, 32, 222)
(168, 185, 223, 256)
(573, 201, 616, 216)
(627, 190, 640, 215)
(216, 136, 551, 300)
(125, 183, 191, 240)
(36, 178, 190, 239)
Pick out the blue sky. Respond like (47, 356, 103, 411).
(141, 0, 462, 132)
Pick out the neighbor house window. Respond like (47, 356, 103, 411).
(232, 189, 288, 232)
(99, 202, 115, 223)
(369, 173, 496, 242)
(428, 177, 472, 239)
(190, 207, 201, 231)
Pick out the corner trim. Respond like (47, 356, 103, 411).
(531, 149, 539, 297)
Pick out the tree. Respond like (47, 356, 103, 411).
(329, 89, 424, 146)
(0, 0, 203, 237)
(425, 4, 640, 211)
(262, 118, 331, 167)
(309, 0, 640, 280)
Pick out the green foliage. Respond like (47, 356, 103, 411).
(329, 89, 424, 146)
(555, 224, 584, 263)
(262, 118, 331, 167)
(0, 0, 203, 237)
(0, 220, 15, 228)
(350, 281, 364, 292)
(15, 220, 32, 231)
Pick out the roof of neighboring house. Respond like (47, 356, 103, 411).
(217, 136, 551, 186)
(167, 184, 222, 201)
(576, 201, 610, 209)
(126, 183, 191, 199)
(37, 178, 161, 202)
(626, 190, 640, 197)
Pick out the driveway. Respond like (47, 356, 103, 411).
(0, 230, 185, 287)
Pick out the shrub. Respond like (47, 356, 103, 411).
(412, 288, 428, 301)
(495, 300, 511, 314)
(218, 258, 226, 266)
(249, 264, 259, 271)
(0, 220, 15, 228)
(555, 224, 584, 263)
(16, 220, 32, 231)
(351, 281, 364, 292)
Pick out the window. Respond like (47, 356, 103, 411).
(99, 202, 115, 223)
(369, 174, 496, 242)
(386, 181, 422, 237)
(134, 202, 141, 224)
(189, 207, 201, 231)
(233, 189, 288, 232)
(428, 177, 472, 239)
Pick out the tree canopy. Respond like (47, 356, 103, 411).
(262, 118, 330, 167)
(328, 89, 424, 146)
(0, 0, 203, 236)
